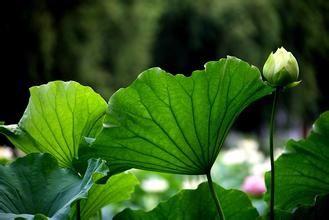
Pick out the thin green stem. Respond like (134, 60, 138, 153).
(206, 172, 225, 220)
(76, 200, 81, 220)
(269, 88, 279, 220)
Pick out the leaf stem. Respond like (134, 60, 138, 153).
(269, 88, 279, 220)
(206, 172, 225, 220)
(76, 200, 81, 220)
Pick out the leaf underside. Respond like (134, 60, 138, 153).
(0, 153, 108, 220)
(80, 172, 139, 219)
(0, 81, 107, 168)
(292, 193, 329, 219)
(114, 182, 259, 220)
(265, 111, 329, 212)
(80, 57, 273, 175)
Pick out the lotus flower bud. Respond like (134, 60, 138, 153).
(262, 47, 299, 87)
(242, 175, 266, 197)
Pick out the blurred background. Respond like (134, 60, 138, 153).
(0, 0, 328, 217)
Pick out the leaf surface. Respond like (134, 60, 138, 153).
(265, 111, 329, 212)
(80, 57, 273, 174)
(0, 81, 107, 168)
(80, 172, 139, 219)
(291, 194, 329, 220)
(114, 182, 259, 220)
(0, 153, 107, 220)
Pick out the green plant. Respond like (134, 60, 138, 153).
(0, 53, 328, 220)
(262, 47, 300, 220)
(0, 81, 138, 219)
(265, 111, 329, 219)
(0, 153, 107, 220)
(77, 57, 273, 219)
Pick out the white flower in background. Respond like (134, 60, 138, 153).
(141, 176, 169, 193)
(182, 176, 205, 189)
(274, 148, 284, 159)
(0, 146, 13, 160)
(250, 148, 284, 177)
(251, 160, 270, 176)
(221, 138, 264, 165)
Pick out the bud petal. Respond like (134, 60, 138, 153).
(262, 47, 299, 87)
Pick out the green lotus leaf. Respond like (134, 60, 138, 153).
(265, 111, 329, 212)
(0, 81, 107, 168)
(80, 172, 139, 219)
(272, 194, 329, 220)
(114, 182, 259, 220)
(0, 153, 108, 220)
(291, 193, 329, 220)
(79, 57, 273, 175)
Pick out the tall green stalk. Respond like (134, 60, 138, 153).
(76, 200, 81, 220)
(206, 172, 225, 220)
(269, 88, 279, 220)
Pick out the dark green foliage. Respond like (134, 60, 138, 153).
(2, 0, 327, 133)
(292, 194, 329, 219)
(274, 0, 329, 121)
(0, 153, 107, 220)
(153, 0, 280, 74)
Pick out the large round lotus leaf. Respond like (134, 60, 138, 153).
(0, 153, 107, 220)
